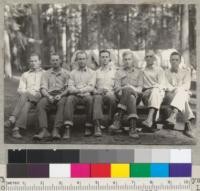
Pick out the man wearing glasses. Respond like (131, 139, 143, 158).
(33, 53, 70, 140)
(139, 50, 165, 132)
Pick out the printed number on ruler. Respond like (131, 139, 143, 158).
(192, 178, 200, 191)
(1, 178, 191, 191)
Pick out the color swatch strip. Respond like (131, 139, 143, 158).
(7, 163, 192, 178)
(8, 149, 191, 163)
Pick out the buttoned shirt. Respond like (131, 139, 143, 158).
(138, 65, 165, 89)
(68, 67, 96, 93)
(18, 68, 45, 94)
(114, 67, 143, 91)
(95, 64, 116, 91)
(40, 68, 70, 93)
(165, 68, 191, 91)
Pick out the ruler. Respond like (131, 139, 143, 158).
(0, 177, 193, 191)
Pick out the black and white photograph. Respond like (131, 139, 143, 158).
(4, 3, 198, 145)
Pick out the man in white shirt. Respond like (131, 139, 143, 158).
(164, 51, 195, 138)
(63, 51, 96, 138)
(5, 53, 44, 139)
(93, 50, 116, 137)
(139, 50, 165, 132)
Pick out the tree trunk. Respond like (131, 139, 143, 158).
(61, 26, 68, 69)
(81, 4, 88, 49)
(4, 30, 12, 78)
(180, 5, 190, 67)
(31, 5, 41, 54)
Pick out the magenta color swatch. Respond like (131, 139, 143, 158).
(71, 163, 91, 177)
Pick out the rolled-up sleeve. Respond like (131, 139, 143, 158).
(181, 69, 191, 91)
(68, 72, 77, 92)
(40, 71, 49, 90)
(156, 68, 166, 90)
(114, 71, 122, 92)
(17, 73, 27, 94)
(137, 70, 144, 88)
(81, 71, 96, 93)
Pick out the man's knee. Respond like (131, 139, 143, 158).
(57, 97, 66, 107)
(66, 95, 75, 104)
(37, 97, 48, 109)
(122, 87, 132, 95)
(84, 95, 93, 104)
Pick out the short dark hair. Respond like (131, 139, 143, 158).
(29, 53, 40, 60)
(50, 52, 62, 59)
(99, 50, 111, 57)
(170, 51, 181, 59)
(75, 51, 88, 60)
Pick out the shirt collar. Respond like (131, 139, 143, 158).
(78, 66, 88, 72)
(170, 68, 179, 73)
(29, 68, 42, 73)
(51, 68, 63, 75)
(123, 66, 135, 72)
(100, 64, 112, 71)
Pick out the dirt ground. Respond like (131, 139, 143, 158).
(4, 77, 199, 145)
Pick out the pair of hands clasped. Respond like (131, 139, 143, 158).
(47, 94, 62, 103)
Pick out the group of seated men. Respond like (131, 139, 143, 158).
(5, 49, 195, 140)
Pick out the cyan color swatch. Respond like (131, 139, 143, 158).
(151, 163, 169, 177)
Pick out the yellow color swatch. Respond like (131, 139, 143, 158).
(111, 163, 130, 178)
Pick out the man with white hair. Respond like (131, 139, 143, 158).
(164, 51, 195, 138)
(110, 51, 142, 138)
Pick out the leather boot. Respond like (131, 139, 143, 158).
(52, 127, 61, 140)
(33, 128, 51, 140)
(183, 121, 194, 138)
(166, 109, 178, 125)
(109, 111, 123, 132)
(129, 118, 139, 139)
(94, 120, 102, 137)
(63, 125, 70, 139)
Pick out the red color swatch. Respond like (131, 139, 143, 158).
(91, 164, 111, 177)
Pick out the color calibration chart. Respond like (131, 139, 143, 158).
(0, 149, 200, 191)
(7, 149, 192, 178)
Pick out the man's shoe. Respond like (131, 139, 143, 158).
(94, 125, 102, 137)
(142, 120, 153, 128)
(129, 128, 139, 139)
(166, 112, 177, 125)
(52, 127, 61, 140)
(12, 128, 22, 139)
(5, 120, 13, 128)
(33, 128, 51, 140)
(63, 126, 70, 139)
(183, 121, 195, 138)
(84, 127, 92, 136)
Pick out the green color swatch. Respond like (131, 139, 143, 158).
(130, 163, 151, 177)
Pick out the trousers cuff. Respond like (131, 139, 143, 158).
(118, 103, 127, 111)
(85, 123, 93, 127)
(64, 121, 73, 126)
(127, 114, 138, 120)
